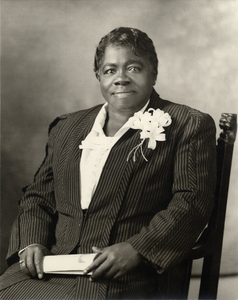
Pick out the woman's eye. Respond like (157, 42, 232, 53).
(104, 69, 115, 75)
(128, 66, 140, 72)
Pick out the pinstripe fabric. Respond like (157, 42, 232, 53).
(1, 89, 217, 299)
(1, 274, 76, 300)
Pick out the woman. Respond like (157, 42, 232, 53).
(0, 27, 216, 299)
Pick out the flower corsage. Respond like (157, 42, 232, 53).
(127, 108, 172, 162)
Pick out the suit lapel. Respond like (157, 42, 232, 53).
(147, 88, 164, 111)
(86, 128, 139, 246)
(60, 106, 101, 214)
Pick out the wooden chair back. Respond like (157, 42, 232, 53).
(183, 113, 237, 299)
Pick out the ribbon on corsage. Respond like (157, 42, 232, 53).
(127, 108, 172, 162)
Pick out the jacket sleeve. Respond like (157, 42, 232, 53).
(126, 112, 217, 273)
(6, 116, 67, 265)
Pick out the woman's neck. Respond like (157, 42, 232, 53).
(103, 110, 131, 137)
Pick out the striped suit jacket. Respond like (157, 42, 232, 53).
(3, 89, 216, 299)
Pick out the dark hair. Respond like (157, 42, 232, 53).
(94, 27, 158, 79)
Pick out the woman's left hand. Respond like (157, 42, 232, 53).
(83, 242, 142, 281)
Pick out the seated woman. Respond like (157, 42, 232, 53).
(0, 27, 216, 300)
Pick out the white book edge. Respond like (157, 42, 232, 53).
(43, 253, 97, 275)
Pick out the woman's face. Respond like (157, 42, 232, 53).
(98, 45, 155, 116)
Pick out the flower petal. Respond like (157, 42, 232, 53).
(129, 115, 143, 129)
(153, 109, 164, 119)
(155, 133, 166, 141)
(128, 108, 171, 161)
(140, 130, 151, 139)
(148, 138, 157, 149)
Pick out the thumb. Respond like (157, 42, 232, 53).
(92, 246, 104, 253)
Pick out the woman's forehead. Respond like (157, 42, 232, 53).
(101, 45, 146, 66)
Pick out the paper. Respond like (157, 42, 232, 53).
(43, 253, 97, 275)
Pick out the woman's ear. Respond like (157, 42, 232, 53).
(153, 75, 157, 86)
(96, 72, 100, 81)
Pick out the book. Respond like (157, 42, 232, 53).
(43, 253, 97, 275)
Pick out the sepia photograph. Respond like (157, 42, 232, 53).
(1, 0, 237, 299)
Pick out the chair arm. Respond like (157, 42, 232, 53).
(188, 228, 214, 259)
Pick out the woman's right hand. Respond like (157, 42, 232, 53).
(19, 244, 51, 279)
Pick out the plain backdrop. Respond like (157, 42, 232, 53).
(1, 0, 238, 276)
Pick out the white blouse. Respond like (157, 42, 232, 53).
(79, 101, 149, 209)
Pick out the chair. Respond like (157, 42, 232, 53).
(181, 113, 237, 299)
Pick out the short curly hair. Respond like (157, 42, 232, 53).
(94, 27, 158, 79)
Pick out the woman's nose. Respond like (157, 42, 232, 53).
(113, 71, 130, 86)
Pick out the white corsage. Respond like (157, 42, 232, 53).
(127, 108, 172, 162)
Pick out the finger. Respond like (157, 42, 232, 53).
(26, 249, 38, 278)
(83, 252, 107, 275)
(19, 254, 31, 277)
(19, 256, 28, 274)
(92, 246, 104, 253)
(101, 265, 127, 281)
(112, 270, 124, 280)
(20, 262, 29, 276)
(34, 248, 44, 279)
(101, 266, 118, 280)
(90, 257, 113, 281)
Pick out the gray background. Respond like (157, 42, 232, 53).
(1, 0, 238, 276)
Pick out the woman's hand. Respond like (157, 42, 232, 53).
(19, 244, 50, 279)
(83, 242, 142, 281)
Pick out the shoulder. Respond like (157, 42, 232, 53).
(151, 90, 215, 130)
(160, 98, 216, 133)
(48, 104, 103, 135)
